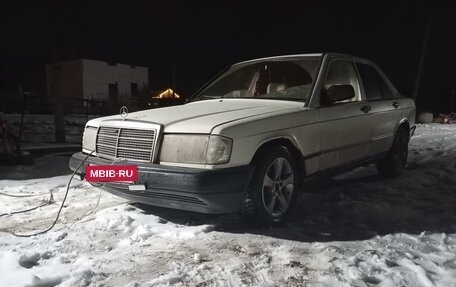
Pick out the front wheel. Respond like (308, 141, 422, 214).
(240, 145, 299, 225)
(376, 127, 409, 177)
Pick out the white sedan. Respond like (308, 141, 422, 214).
(70, 53, 416, 224)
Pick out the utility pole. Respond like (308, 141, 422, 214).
(451, 89, 455, 113)
(413, 17, 432, 103)
(16, 86, 26, 153)
(172, 62, 176, 91)
(52, 64, 65, 143)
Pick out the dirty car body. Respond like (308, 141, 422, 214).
(70, 53, 416, 223)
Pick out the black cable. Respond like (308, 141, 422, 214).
(0, 151, 94, 237)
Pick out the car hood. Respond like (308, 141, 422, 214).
(87, 99, 306, 134)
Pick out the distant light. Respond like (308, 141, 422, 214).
(155, 88, 180, 99)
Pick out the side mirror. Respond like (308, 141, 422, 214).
(322, 85, 355, 105)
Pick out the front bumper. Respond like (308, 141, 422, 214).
(69, 152, 253, 214)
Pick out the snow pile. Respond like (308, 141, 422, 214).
(0, 123, 455, 286)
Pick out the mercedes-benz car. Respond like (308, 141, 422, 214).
(70, 53, 416, 224)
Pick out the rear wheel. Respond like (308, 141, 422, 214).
(376, 127, 409, 177)
(241, 145, 299, 225)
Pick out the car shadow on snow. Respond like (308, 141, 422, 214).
(133, 157, 456, 243)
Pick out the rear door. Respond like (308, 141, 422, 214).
(355, 62, 402, 156)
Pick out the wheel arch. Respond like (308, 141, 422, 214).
(250, 137, 306, 176)
(397, 118, 411, 140)
(241, 137, 305, 223)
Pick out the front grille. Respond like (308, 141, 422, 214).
(96, 127, 156, 162)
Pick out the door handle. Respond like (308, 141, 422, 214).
(361, 105, 372, 113)
(393, 101, 400, 108)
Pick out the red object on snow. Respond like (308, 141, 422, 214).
(436, 113, 456, 124)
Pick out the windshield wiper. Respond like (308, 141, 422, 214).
(255, 96, 306, 102)
(191, 95, 221, 102)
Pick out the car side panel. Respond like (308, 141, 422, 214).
(399, 98, 416, 128)
(213, 108, 321, 173)
(365, 100, 400, 156)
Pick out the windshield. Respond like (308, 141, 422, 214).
(193, 58, 320, 103)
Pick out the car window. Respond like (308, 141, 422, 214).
(357, 63, 393, 100)
(322, 60, 361, 104)
(377, 72, 394, 99)
(193, 58, 320, 102)
(205, 67, 258, 96)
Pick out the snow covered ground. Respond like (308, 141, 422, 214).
(0, 124, 455, 287)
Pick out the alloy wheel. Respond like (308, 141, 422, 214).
(261, 157, 295, 218)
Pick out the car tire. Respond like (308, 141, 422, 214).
(376, 126, 409, 178)
(240, 145, 300, 225)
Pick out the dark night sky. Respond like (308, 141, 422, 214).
(1, 1, 455, 112)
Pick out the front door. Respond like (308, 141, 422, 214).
(316, 60, 372, 170)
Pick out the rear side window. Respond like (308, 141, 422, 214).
(357, 63, 394, 100)
(377, 72, 393, 99)
(357, 64, 382, 101)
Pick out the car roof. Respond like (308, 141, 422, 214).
(232, 53, 373, 67)
(232, 53, 324, 66)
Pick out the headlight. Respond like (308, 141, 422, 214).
(82, 126, 97, 153)
(159, 134, 232, 165)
